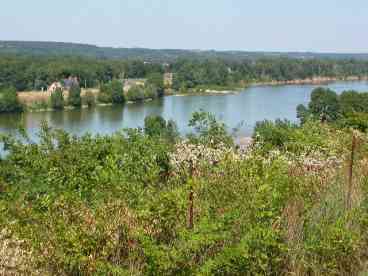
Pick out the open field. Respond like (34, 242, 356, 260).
(17, 89, 100, 105)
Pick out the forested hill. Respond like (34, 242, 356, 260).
(1, 40, 368, 62)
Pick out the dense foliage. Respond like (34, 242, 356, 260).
(1, 54, 368, 92)
(298, 87, 368, 131)
(1, 109, 368, 275)
(68, 84, 82, 107)
(98, 80, 125, 104)
(2, 41, 368, 62)
(50, 88, 64, 110)
(0, 86, 23, 113)
(125, 85, 160, 102)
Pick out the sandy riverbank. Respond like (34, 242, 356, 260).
(251, 76, 368, 87)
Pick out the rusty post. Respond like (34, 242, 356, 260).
(187, 160, 194, 230)
(346, 132, 357, 210)
(188, 190, 194, 229)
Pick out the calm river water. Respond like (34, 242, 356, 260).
(1, 81, 368, 140)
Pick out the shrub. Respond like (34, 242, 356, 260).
(1, 114, 368, 275)
(98, 80, 124, 104)
(0, 87, 23, 113)
(340, 112, 368, 132)
(296, 104, 310, 124)
(339, 90, 367, 115)
(144, 85, 159, 99)
(110, 80, 125, 104)
(188, 111, 233, 147)
(144, 115, 179, 142)
(50, 88, 64, 110)
(147, 73, 164, 96)
(68, 84, 82, 107)
(83, 91, 95, 107)
(253, 119, 298, 148)
(126, 85, 145, 102)
(308, 87, 341, 121)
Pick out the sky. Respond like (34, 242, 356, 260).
(1, 0, 367, 53)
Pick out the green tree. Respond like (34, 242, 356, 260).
(296, 104, 310, 124)
(50, 88, 64, 110)
(126, 85, 145, 102)
(68, 84, 82, 107)
(188, 111, 233, 147)
(253, 119, 298, 148)
(341, 112, 368, 132)
(144, 115, 167, 137)
(98, 80, 124, 104)
(110, 80, 124, 104)
(0, 87, 23, 113)
(147, 73, 164, 96)
(339, 90, 365, 115)
(308, 87, 341, 121)
(143, 85, 158, 99)
(144, 115, 179, 142)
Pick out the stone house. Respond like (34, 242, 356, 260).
(47, 82, 63, 93)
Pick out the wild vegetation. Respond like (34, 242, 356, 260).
(68, 84, 82, 107)
(50, 88, 65, 110)
(297, 87, 368, 131)
(0, 86, 23, 113)
(1, 96, 368, 274)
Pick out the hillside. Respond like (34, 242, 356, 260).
(1, 40, 368, 62)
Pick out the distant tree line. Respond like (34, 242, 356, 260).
(1, 54, 368, 92)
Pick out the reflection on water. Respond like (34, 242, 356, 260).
(1, 81, 368, 140)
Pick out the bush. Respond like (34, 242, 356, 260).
(144, 115, 179, 142)
(188, 111, 233, 147)
(340, 112, 368, 132)
(144, 85, 159, 99)
(126, 85, 145, 102)
(110, 80, 125, 104)
(1, 114, 368, 275)
(0, 87, 23, 113)
(339, 90, 366, 115)
(296, 104, 310, 124)
(253, 119, 298, 148)
(147, 72, 164, 96)
(83, 91, 95, 107)
(97, 90, 112, 104)
(308, 87, 341, 121)
(68, 84, 82, 107)
(98, 80, 124, 104)
(50, 88, 64, 110)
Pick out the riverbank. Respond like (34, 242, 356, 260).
(13, 76, 368, 113)
(2, 80, 368, 141)
(251, 76, 368, 87)
(172, 76, 368, 96)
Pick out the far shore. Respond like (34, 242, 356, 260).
(173, 76, 368, 96)
(14, 76, 368, 112)
(251, 75, 368, 87)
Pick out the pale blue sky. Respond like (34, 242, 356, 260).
(1, 0, 367, 52)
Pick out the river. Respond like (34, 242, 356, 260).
(1, 81, 368, 140)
